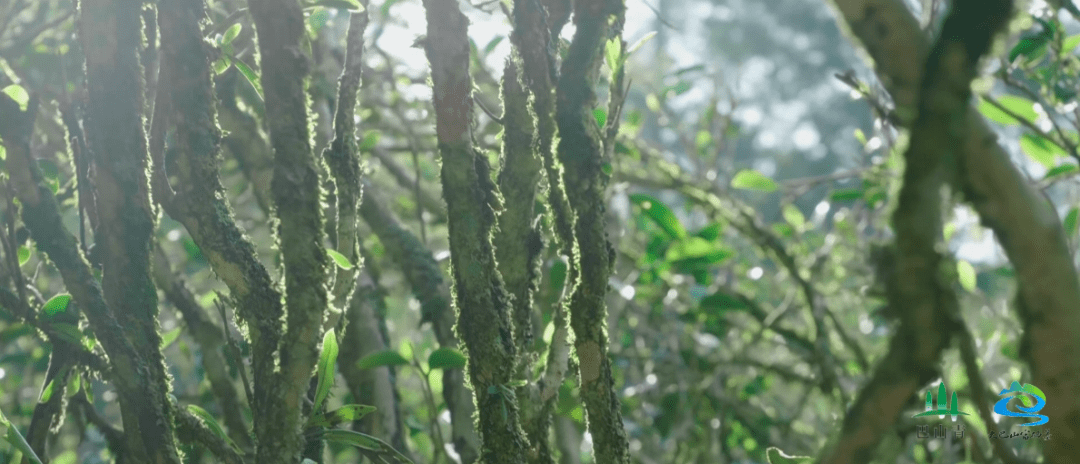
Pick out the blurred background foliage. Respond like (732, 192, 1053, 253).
(2, 0, 1080, 462)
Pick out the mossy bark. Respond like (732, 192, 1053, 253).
(323, 7, 369, 326)
(553, 0, 631, 461)
(1, 95, 177, 464)
(421, 0, 531, 461)
(246, 0, 332, 460)
(494, 56, 543, 358)
(820, 1, 1014, 463)
(77, 1, 181, 462)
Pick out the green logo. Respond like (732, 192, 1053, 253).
(913, 382, 969, 421)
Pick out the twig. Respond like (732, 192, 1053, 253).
(216, 298, 254, 409)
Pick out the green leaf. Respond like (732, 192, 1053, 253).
(978, 95, 1037, 126)
(1064, 207, 1079, 238)
(782, 204, 805, 228)
(427, 347, 467, 370)
(41, 294, 72, 319)
(700, 291, 747, 312)
(830, 188, 862, 202)
(549, 259, 568, 295)
(359, 130, 381, 151)
(327, 249, 354, 270)
(730, 169, 778, 192)
(37, 159, 59, 180)
(0, 409, 44, 464)
(186, 405, 240, 453)
(311, 0, 365, 11)
(161, 327, 182, 349)
(1020, 133, 1064, 167)
(232, 59, 263, 101)
(694, 223, 723, 241)
(957, 260, 977, 293)
(766, 446, 812, 464)
(853, 128, 867, 146)
(66, 374, 81, 398)
(483, 36, 504, 54)
(2, 84, 29, 111)
(665, 237, 733, 267)
(593, 108, 607, 128)
(221, 23, 242, 45)
(604, 38, 622, 72)
(1044, 163, 1079, 179)
(629, 194, 687, 239)
(356, 349, 409, 370)
(213, 57, 231, 75)
(627, 31, 657, 56)
(322, 429, 382, 451)
(1064, 33, 1080, 55)
(308, 404, 377, 428)
(313, 328, 339, 413)
(17, 246, 30, 265)
(40, 378, 56, 403)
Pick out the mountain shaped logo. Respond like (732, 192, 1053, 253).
(994, 381, 1048, 426)
(912, 382, 969, 421)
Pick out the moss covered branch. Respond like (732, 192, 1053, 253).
(76, 0, 181, 460)
(553, 0, 631, 460)
(1, 92, 176, 464)
(819, 1, 1014, 463)
(155, 0, 294, 461)
(323, 6, 370, 328)
(421, 0, 531, 460)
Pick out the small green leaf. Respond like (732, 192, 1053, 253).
(308, 404, 377, 428)
(427, 347, 467, 370)
(2, 84, 29, 111)
(626, 31, 657, 56)
(1064, 33, 1080, 55)
(311, 0, 365, 11)
(41, 294, 72, 319)
(232, 59, 263, 100)
(665, 237, 732, 266)
(830, 188, 863, 202)
(604, 38, 622, 73)
(694, 223, 723, 241)
(1064, 207, 1079, 238)
(1044, 163, 1079, 179)
(213, 57, 231, 75)
(978, 95, 1037, 126)
(37, 159, 59, 180)
(161, 327, 182, 349)
(322, 429, 384, 451)
(549, 259, 568, 295)
(853, 128, 867, 146)
(766, 446, 812, 464)
(593, 108, 607, 128)
(313, 328, 339, 413)
(629, 194, 687, 239)
(957, 260, 977, 292)
(66, 374, 81, 398)
(17, 246, 30, 265)
(221, 23, 242, 45)
(186, 405, 240, 453)
(40, 378, 56, 403)
(700, 290, 748, 312)
(359, 130, 381, 151)
(730, 169, 778, 192)
(483, 36, 504, 54)
(327, 249, 354, 270)
(1020, 133, 1064, 168)
(356, 349, 409, 370)
(600, 162, 613, 176)
(782, 204, 805, 228)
